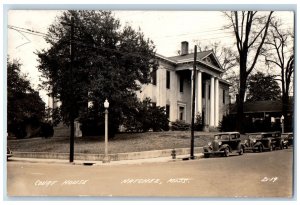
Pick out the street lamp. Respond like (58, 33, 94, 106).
(281, 115, 285, 133)
(103, 99, 110, 163)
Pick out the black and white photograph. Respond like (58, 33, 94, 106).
(3, 3, 296, 200)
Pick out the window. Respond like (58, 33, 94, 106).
(179, 106, 185, 121)
(166, 70, 170, 89)
(152, 69, 157, 85)
(166, 104, 170, 119)
(179, 76, 184, 92)
(223, 89, 226, 104)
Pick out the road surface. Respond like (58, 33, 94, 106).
(6, 148, 293, 198)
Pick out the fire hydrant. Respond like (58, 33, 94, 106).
(171, 149, 176, 159)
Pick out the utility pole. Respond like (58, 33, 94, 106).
(69, 16, 75, 163)
(190, 45, 197, 160)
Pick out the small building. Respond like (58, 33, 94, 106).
(136, 41, 231, 130)
(229, 100, 294, 132)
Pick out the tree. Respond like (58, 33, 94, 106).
(7, 59, 46, 138)
(224, 11, 274, 132)
(246, 72, 281, 102)
(263, 18, 294, 131)
(36, 10, 158, 137)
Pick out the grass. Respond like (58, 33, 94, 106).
(8, 131, 218, 154)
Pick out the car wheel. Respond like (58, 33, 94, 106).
(239, 147, 244, 155)
(204, 154, 209, 158)
(280, 143, 283, 150)
(224, 148, 229, 157)
(258, 145, 263, 152)
(269, 145, 273, 152)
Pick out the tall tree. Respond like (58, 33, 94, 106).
(246, 72, 281, 102)
(224, 11, 273, 132)
(263, 18, 294, 130)
(7, 59, 45, 138)
(36, 10, 157, 137)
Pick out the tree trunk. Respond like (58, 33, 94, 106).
(282, 93, 290, 132)
(236, 54, 247, 133)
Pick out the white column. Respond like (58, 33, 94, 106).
(214, 78, 219, 126)
(210, 76, 215, 126)
(205, 81, 209, 126)
(197, 71, 202, 116)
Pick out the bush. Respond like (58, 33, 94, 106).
(219, 115, 236, 132)
(171, 120, 190, 131)
(40, 122, 54, 138)
(194, 114, 203, 131)
(123, 98, 169, 132)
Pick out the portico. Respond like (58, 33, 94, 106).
(136, 41, 231, 130)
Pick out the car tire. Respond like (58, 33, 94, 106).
(224, 147, 229, 157)
(258, 145, 263, 153)
(204, 154, 209, 158)
(239, 147, 244, 155)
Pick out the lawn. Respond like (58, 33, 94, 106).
(8, 131, 218, 154)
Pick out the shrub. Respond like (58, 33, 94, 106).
(39, 122, 54, 138)
(194, 114, 203, 131)
(123, 98, 169, 132)
(171, 120, 190, 131)
(219, 115, 236, 132)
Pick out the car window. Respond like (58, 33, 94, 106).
(249, 135, 261, 140)
(221, 135, 230, 140)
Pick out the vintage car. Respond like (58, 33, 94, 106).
(272, 132, 284, 150)
(243, 132, 282, 152)
(282, 132, 293, 148)
(203, 132, 244, 158)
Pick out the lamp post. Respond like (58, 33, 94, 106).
(103, 99, 110, 163)
(281, 115, 285, 133)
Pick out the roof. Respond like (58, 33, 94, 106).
(230, 100, 293, 114)
(155, 50, 225, 73)
(168, 50, 212, 62)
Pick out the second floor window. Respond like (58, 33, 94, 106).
(166, 70, 170, 89)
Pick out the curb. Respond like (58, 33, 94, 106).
(11, 147, 204, 162)
(8, 153, 204, 166)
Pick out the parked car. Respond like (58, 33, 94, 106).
(243, 132, 282, 152)
(7, 147, 13, 159)
(272, 132, 284, 150)
(282, 132, 293, 148)
(203, 132, 244, 158)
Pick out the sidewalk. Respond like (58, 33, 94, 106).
(8, 153, 204, 166)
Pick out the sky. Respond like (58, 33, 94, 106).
(7, 10, 294, 105)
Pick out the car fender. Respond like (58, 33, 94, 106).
(253, 141, 263, 148)
(220, 144, 231, 152)
(236, 142, 244, 150)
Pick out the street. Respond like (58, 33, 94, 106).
(7, 148, 293, 198)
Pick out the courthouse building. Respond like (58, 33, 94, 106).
(137, 41, 231, 129)
(48, 41, 231, 132)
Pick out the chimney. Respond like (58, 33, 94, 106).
(181, 41, 189, 56)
